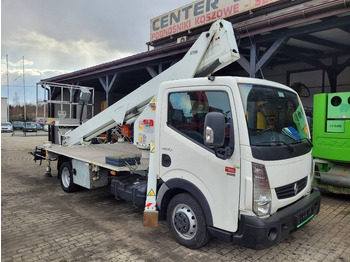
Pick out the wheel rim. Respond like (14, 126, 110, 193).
(172, 204, 197, 240)
(61, 167, 71, 188)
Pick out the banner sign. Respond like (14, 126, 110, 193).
(150, 0, 279, 42)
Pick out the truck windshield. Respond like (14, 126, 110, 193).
(238, 84, 309, 147)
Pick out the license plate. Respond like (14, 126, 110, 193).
(295, 206, 314, 228)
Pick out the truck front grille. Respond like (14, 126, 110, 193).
(275, 177, 308, 199)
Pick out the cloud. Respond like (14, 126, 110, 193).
(1, 29, 133, 104)
(1, 57, 71, 104)
(1, 0, 193, 105)
(5, 59, 34, 67)
(3, 30, 133, 71)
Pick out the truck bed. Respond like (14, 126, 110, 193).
(44, 142, 149, 172)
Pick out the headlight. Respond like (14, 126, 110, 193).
(253, 163, 271, 216)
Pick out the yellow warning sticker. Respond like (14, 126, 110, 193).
(147, 189, 155, 196)
(150, 142, 155, 153)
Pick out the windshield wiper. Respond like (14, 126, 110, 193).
(281, 127, 312, 147)
(254, 141, 294, 152)
(277, 140, 294, 152)
(300, 137, 313, 147)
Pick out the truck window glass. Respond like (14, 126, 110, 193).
(238, 84, 309, 146)
(168, 91, 232, 149)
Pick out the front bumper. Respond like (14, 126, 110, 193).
(208, 187, 321, 249)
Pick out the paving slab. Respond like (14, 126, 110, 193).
(1, 133, 350, 261)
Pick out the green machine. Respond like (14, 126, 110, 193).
(313, 92, 350, 194)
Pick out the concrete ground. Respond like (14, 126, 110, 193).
(1, 133, 350, 262)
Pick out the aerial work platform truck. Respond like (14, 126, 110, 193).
(33, 19, 321, 249)
(313, 92, 350, 194)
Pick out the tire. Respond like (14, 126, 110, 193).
(59, 162, 79, 193)
(167, 193, 210, 249)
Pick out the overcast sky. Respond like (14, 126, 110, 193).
(1, 0, 191, 104)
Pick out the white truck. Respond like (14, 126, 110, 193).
(33, 19, 321, 249)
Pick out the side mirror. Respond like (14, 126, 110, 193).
(204, 112, 225, 148)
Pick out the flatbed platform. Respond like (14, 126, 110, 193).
(43, 142, 149, 172)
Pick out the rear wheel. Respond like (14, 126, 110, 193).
(167, 193, 210, 249)
(59, 162, 79, 193)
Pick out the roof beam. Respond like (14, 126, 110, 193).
(293, 35, 350, 51)
(237, 36, 289, 76)
(283, 45, 324, 56)
(237, 56, 250, 73)
(336, 56, 350, 75)
(339, 24, 350, 34)
(241, 16, 350, 46)
(281, 46, 327, 70)
(255, 36, 288, 73)
(146, 66, 158, 78)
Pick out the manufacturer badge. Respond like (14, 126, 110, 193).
(294, 183, 299, 195)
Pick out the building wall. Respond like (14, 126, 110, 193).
(262, 57, 350, 109)
(2, 97, 8, 122)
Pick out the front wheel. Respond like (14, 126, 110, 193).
(59, 162, 79, 193)
(167, 193, 210, 249)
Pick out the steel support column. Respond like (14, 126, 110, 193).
(99, 74, 118, 142)
(242, 36, 288, 77)
(99, 74, 118, 107)
(158, 63, 163, 74)
(326, 56, 350, 93)
(250, 43, 258, 77)
(327, 56, 338, 93)
(282, 47, 350, 93)
(146, 63, 164, 78)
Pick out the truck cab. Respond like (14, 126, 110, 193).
(155, 76, 320, 249)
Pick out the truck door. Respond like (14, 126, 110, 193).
(159, 86, 241, 233)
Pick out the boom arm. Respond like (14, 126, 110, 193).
(62, 19, 240, 146)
